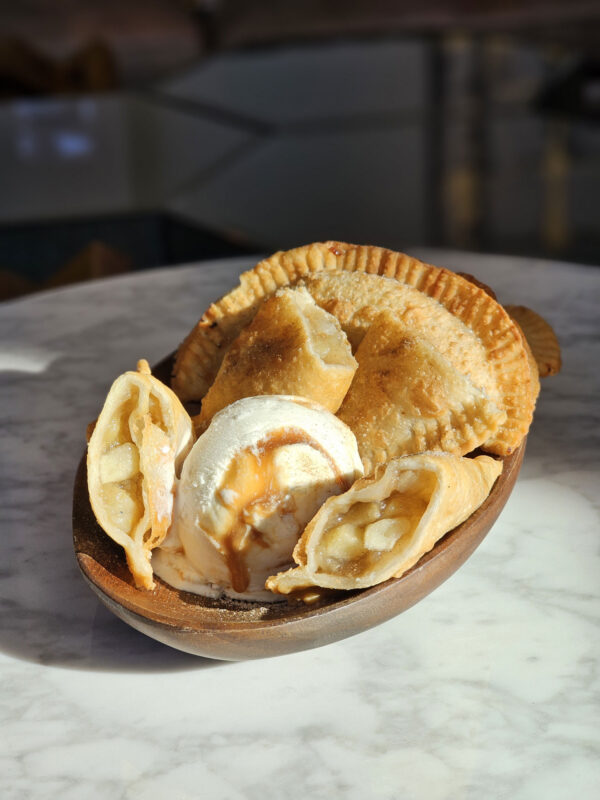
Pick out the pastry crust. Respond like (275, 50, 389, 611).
(456, 272, 497, 301)
(266, 452, 502, 593)
(172, 242, 535, 455)
(505, 305, 561, 378)
(193, 286, 356, 433)
(87, 360, 194, 589)
(303, 271, 498, 405)
(337, 312, 506, 473)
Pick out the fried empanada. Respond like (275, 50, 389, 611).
(456, 272, 497, 301)
(505, 305, 561, 378)
(172, 242, 535, 455)
(337, 312, 506, 473)
(266, 452, 502, 593)
(193, 286, 356, 433)
(87, 360, 194, 589)
(303, 271, 498, 405)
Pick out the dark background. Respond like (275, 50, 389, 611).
(1, 0, 599, 299)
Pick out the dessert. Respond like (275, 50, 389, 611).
(173, 241, 499, 402)
(194, 286, 357, 434)
(267, 452, 502, 593)
(337, 311, 506, 473)
(87, 360, 193, 589)
(85, 242, 561, 603)
(152, 395, 363, 601)
(302, 271, 497, 403)
(172, 241, 537, 456)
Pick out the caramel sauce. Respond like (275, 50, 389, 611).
(217, 427, 351, 593)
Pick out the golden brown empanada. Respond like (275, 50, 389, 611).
(193, 286, 356, 433)
(266, 452, 502, 593)
(172, 242, 535, 456)
(456, 272, 498, 300)
(87, 360, 194, 589)
(303, 271, 498, 405)
(337, 312, 506, 473)
(505, 305, 562, 378)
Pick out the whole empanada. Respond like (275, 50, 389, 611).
(87, 360, 194, 589)
(337, 312, 506, 473)
(266, 452, 502, 593)
(194, 286, 356, 433)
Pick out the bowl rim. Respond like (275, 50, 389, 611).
(73, 431, 524, 635)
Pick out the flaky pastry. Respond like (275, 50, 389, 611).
(193, 286, 357, 434)
(303, 271, 498, 404)
(505, 305, 562, 378)
(266, 452, 502, 593)
(337, 312, 506, 473)
(87, 360, 194, 589)
(172, 242, 535, 455)
(455, 272, 541, 397)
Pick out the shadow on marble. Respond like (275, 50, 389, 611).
(0, 377, 228, 673)
(0, 550, 227, 672)
(0, 506, 226, 672)
(87, 605, 228, 673)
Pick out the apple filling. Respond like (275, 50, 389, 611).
(88, 360, 194, 588)
(316, 471, 435, 577)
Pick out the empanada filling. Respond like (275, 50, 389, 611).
(314, 470, 437, 578)
(96, 387, 171, 541)
(301, 296, 355, 368)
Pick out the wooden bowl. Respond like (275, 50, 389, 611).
(73, 356, 525, 661)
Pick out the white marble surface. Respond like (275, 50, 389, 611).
(1, 250, 598, 799)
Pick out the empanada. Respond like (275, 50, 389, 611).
(456, 272, 497, 300)
(303, 271, 498, 405)
(505, 305, 561, 378)
(337, 312, 506, 473)
(194, 286, 356, 433)
(172, 242, 535, 455)
(266, 452, 502, 593)
(87, 360, 194, 589)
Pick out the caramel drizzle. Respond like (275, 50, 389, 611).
(218, 427, 351, 593)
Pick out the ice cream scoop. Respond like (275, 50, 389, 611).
(152, 395, 363, 601)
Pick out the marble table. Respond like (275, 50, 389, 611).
(1, 250, 598, 799)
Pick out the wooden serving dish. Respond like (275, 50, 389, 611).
(73, 356, 525, 661)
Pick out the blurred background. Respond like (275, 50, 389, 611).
(1, 0, 599, 300)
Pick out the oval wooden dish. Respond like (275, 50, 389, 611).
(73, 357, 525, 661)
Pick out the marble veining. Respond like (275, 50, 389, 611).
(1, 251, 598, 799)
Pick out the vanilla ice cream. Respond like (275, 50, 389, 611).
(152, 395, 363, 601)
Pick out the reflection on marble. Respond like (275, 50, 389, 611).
(1, 251, 599, 799)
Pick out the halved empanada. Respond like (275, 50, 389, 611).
(172, 242, 534, 456)
(337, 312, 506, 473)
(266, 452, 502, 593)
(303, 271, 498, 407)
(87, 360, 194, 589)
(505, 305, 561, 378)
(194, 286, 356, 433)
